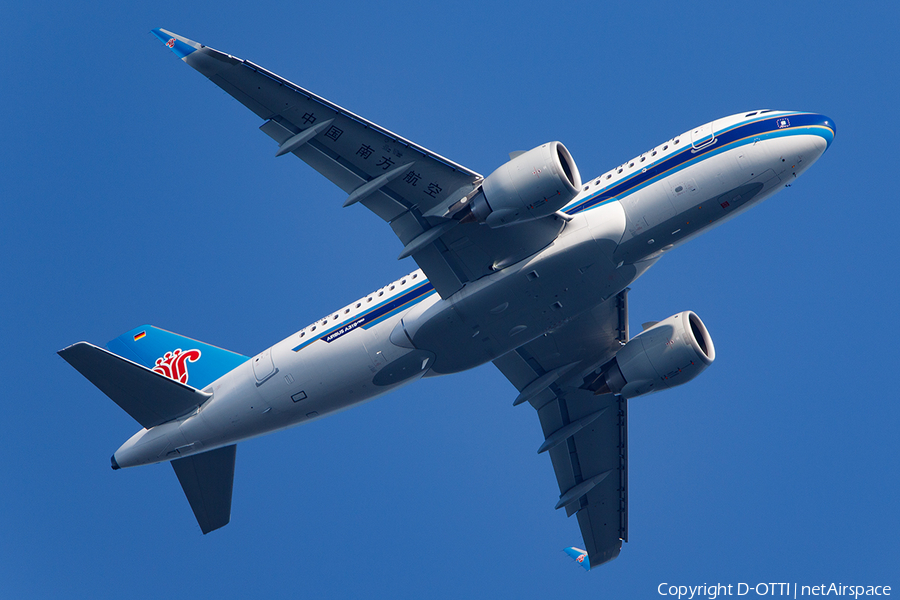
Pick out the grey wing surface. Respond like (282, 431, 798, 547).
(493, 290, 630, 569)
(155, 29, 566, 298)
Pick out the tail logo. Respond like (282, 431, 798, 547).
(152, 348, 201, 384)
(166, 38, 176, 49)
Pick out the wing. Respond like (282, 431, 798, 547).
(493, 290, 630, 569)
(153, 29, 566, 298)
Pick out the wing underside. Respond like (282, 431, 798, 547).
(493, 290, 630, 569)
(153, 29, 567, 298)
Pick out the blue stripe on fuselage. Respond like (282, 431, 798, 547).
(291, 281, 436, 352)
(565, 113, 834, 215)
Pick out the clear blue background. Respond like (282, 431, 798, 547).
(3, 1, 897, 598)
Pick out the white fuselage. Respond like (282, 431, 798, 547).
(113, 110, 833, 468)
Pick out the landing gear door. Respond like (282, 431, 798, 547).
(690, 121, 716, 152)
(252, 348, 277, 385)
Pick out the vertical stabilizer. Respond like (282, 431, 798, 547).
(107, 325, 248, 390)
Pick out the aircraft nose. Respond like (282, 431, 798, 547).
(815, 114, 836, 149)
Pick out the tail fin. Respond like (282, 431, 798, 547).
(106, 325, 248, 391)
(564, 547, 591, 571)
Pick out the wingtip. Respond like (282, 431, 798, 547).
(151, 28, 202, 59)
(563, 547, 591, 571)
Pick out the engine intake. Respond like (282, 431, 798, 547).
(590, 311, 715, 399)
(459, 142, 581, 227)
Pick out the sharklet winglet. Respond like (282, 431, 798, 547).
(151, 28, 202, 60)
(564, 547, 591, 571)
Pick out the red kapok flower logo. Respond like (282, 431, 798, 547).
(152, 348, 201, 384)
(166, 38, 176, 49)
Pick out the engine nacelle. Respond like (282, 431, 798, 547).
(463, 142, 581, 228)
(599, 311, 715, 399)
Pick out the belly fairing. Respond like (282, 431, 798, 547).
(403, 203, 629, 374)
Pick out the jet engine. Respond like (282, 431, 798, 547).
(589, 311, 715, 399)
(457, 142, 581, 227)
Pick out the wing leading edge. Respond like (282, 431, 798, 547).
(151, 29, 567, 298)
(493, 290, 630, 569)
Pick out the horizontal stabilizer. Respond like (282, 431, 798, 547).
(172, 445, 236, 534)
(58, 342, 211, 429)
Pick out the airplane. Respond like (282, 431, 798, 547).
(58, 28, 835, 570)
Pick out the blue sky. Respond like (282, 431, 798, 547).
(2, 1, 898, 598)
